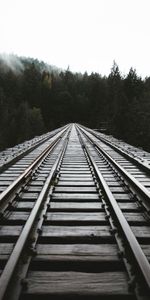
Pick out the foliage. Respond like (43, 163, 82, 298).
(0, 56, 150, 151)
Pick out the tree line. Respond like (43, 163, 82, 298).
(0, 55, 150, 151)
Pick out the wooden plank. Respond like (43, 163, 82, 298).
(118, 203, 138, 210)
(42, 225, 111, 238)
(37, 244, 118, 260)
(62, 163, 87, 166)
(103, 175, 116, 179)
(113, 194, 131, 200)
(57, 181, 95, 186)
(2, 172, 21, 176)
(49, 202, 102, 210)
(37, 170, 49, 174)
(27, 186, 42, 192)
(59, 177, 93, 181)
(141, 245, 150, 261)
(63, 159, 87, 162)
(24, 271, 131, 296)
(99, 171, 114, 174)
(134, 175, 148, 178)
(46, 212, 106, 222)
(35, 175, 48, 180)
(54, 187, 97, 193)
(107, 182, 122, 187)
(36, 243, 119, 261)
(61, 167, 90, 170)
(5, 212, 29, 222)
(109, 187, 126, 193)
(0, 175, 18, 179)
(52, 193, 99, 200)
(138, 178, 150, 182)
(17, 202, 34, 209)
(130, 171, 145, 174)
(131, 226, 150, 238)
(123, 213, 147, 223)
(0, 243, 14, 259)
(0, 187, 6, 192)
(7, 167, 25, 171)
(60, 171, 91, 174)
(30, 181, 44, 186)
(142, 182, 150, 187)
(0, 181, 12, 185)
(60, 174, 93, 177)
(0, 226, 22, 236)
(96, 167, 111, 171)
(21, 193, 39, 199)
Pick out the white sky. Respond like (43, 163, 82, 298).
(0, 0, 150, 77)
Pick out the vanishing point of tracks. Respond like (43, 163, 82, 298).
(0, 123, 150, 300)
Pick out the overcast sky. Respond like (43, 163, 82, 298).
(0, 0, 150, 77)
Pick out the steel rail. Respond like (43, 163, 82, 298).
(0, 127, 71, 300)
(78, 124, 150, 174)
(0, 125, 68, 174)
(77, 125, 150, 211)
(76, 125, 150, 292)
(0, 126, 69, 211)
(7, 132, 70, 300)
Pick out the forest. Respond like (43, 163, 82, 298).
(0, 54, 150, 151)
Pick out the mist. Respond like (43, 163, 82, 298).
(0, 53, 24, 74)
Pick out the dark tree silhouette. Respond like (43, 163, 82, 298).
(0, 55, 150, 151)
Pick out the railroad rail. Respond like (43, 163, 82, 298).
(0, 125, 68, 172)
(0, 123, 150, 299)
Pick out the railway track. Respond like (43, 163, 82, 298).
(0, 123, 150, 299)
(78, 124, 150, 190)
(0, 125, 69, 172)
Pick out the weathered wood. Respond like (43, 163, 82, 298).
(52, 193, 99, 200)
(138, 178, 150, 182)
(61, 167, 90, 170)
(17, 202, 34, 209)
(45, 212, 107, 223)
(0, 243, 14, 252)
(0, 181, 12, 185)
(27, 186, 43, 192)
(21, 193, 39, 199)
(59, 176, 93, 181)
(113, 194, 131, 200)
(0, 187, 6, 192)
(49, 202, 102, 210)
(30, 181, 44, 186)
(109, 187, 126, 193)
(24, 271, 131, 296)
(130, 171, 145, 174)
(133, 174, 148, 178)
(35, 243, 119, 263)
(131, 226, 150, 238)
(107, 182, 122, 186)
(57, 181, 95, 186)
(0, 226, 22, 236)
(118, 202, 138, 210)
(1, 124, 150, 300)
(62, 163, 88, 166)
(141, 245, 150, 260)
(99, 170, 114, 174)
(54, 187, 97, 193)
(2, 171, 21, 175)
(0, 175, 18, 179)
(60, 170, 91, 174)
(123, 212, 147, 223)
(5, 212, 29, 222)
(41, 225, 111, 238)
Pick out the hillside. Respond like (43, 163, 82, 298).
(0, 54, 150, 151)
